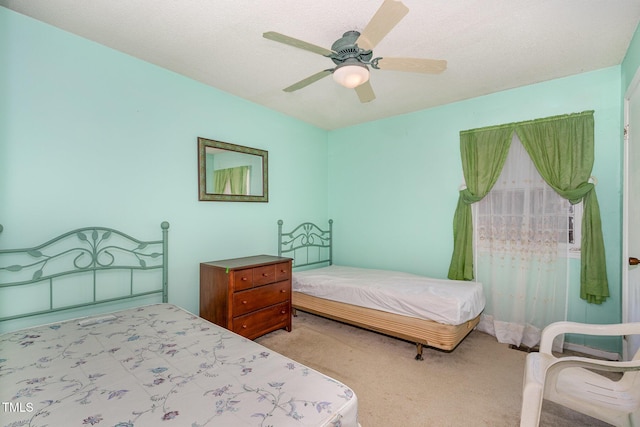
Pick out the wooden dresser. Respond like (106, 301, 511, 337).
(199, 255, 292, 339)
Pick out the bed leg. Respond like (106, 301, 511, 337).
(415, 343, 424, 361)
(293, 308, 298, 317)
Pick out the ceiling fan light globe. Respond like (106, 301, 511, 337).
(333, 64, 370, 89)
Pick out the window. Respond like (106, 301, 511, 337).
(476, 186, 582, 258)
(568, 201, 583, 257)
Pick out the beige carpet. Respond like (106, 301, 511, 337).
(256, 311, 613, 427)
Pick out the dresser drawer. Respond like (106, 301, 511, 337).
(274, 262, 291, 282)
(232, 302, 290, 339)
(232, 281, 290, 317)
(252, 264, 276, 286)
(233, 268, 254, 291)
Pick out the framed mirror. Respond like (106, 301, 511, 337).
(198, 137, 268, 202)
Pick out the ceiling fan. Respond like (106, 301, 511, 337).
(263, 0, 447, 103)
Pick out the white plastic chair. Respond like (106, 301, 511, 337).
(520, 321, 640, 427)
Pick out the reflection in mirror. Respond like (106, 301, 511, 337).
(198, 137, 268, 202)
(205, 147, 263, 196)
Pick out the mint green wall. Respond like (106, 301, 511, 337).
(327, 67, 624, 335)
(0, 7, 328, 329)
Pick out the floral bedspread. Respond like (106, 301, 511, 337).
(0, 304, 358, 427)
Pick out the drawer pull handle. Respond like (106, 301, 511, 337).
(280, 310, 286, 314)
(242, 300, 248, 304)
(242, 324, 247, 329)
(262, 273, 269, 277)
(280, 289, 286, 293)
(241, 277, 248, 281)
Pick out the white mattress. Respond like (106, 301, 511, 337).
(292, 265, 485, 325)
(0, 303, 359, 427)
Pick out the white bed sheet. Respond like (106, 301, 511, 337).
(293, 265, 485, 325)
(0, 303, 359, 427)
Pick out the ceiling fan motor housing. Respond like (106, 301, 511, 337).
(330, 31, 373, 65)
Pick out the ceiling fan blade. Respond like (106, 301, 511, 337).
(283, 69, 333, 92)
(357, 0, 409, 51)
(355, 81, 376, 103)
(263, 31, 334, 57)
(376, 57, 447, 74)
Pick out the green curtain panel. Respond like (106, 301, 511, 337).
(213, 166, 249, 195)
(213, 169, 229, 194)
(447, 126, 514, 280)
(448, 111, 609, 304)
(516, 111, 608, 304)
(229, 166, 249, 195)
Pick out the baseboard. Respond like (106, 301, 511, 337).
(562, 342, 620, 361)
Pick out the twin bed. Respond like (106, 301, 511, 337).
(0, 222, 359, 427)
(278, 220, 485, 360)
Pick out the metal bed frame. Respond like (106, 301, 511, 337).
(0, 222, 169, 324)
(278, 219, 480, 360)
(278, 219, 333, 269)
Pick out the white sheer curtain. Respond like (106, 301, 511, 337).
(475, 134, 569, 349)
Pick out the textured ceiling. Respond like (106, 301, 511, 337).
(2, 0, 640, 130)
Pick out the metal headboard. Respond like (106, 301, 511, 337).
(278, 219, 332, 269)
(0, 222, 169, 322)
